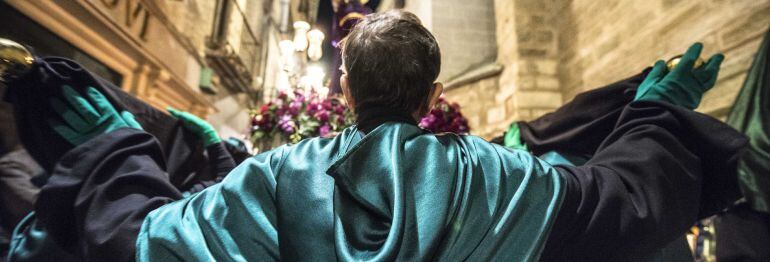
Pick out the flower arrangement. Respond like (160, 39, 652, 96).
(418, 97, 470, 134)
(250, 90, 354, 145)
(250, 92, 470, 149)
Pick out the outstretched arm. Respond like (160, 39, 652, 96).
(167, 107, 236, 193)
(23, 86, 182, 262)
(541, 43, 744, 260)
(136, 146, 285, 261)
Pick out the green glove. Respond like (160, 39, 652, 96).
(503, 123, 528, 151)
(635, 42, 724, 109)
(167, 107, 220, 146)
(47, 85, 142, 145)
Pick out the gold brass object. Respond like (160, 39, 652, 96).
(666, 55, 705, 71)
(0, 38, 34, 82)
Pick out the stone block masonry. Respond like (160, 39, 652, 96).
(440, 0, 769, 139)
(558, 0, 770, 119)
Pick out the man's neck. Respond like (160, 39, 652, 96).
(355, 105, 417, 134)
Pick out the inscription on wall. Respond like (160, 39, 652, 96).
(97, 0, 152, 41)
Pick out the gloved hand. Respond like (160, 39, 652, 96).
(503, 123, 528, 151)
(47, 85, 142, 145)
(167, 107, 221, 146)
(635, 42, 725, 109)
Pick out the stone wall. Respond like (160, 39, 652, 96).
(463, 0, 565, 139)
(440, 0, 567, 139)
(431, 0, 497, 82)
(444, 75, 502, 139)
(439, 0, 769, 139)
(500, 0, 565, 118)
(558, 0, 770, 119)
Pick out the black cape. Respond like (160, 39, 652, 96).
(3, 57, 214, 191)
(496, 69, 746, 219)
(11, 99, 746, 261)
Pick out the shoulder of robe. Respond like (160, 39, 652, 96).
(226, 129, 356, 184)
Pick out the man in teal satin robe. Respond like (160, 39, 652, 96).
(135, 11, 743, 261)
(10, 10, 746, 261)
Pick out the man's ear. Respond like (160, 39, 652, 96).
(428, 82, 444, 109)
(416, 82, 444, 118)
(340, 74, 355, 111)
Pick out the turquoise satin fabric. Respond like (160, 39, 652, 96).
(137, 123, 565, 261)
(8, 213, 78, 261)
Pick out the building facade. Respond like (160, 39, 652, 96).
(440, 0, 770, 139)
(1, 0, 288, 140)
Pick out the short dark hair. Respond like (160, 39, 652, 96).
(342, 10, 441, 114)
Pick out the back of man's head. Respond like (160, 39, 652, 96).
(342, 10, 441, 115)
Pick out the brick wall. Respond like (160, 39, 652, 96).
(558, 0, 770, 119)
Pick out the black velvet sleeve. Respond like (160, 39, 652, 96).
(540, 100, 747, 261)
(0, 149, 42, 229)
(183, 142, 237, 194)
(204, 142, 237, 179)
(512, 70, 648, 156)
(34, 128, 182, 262)
(5, 57, 209, 191)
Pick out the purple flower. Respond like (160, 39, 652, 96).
(289, 100, 303, 115)
(333, 105, 346, 114)
(319, 123, 331, 137)
(314, 110, 330, 122)
(417, 99, 471, 134)
(278, 114, 296, 134)
(306, 102, 322, 115)
(419, 113, 437, 129)
(322, 101, 333, 110)
(294, 91, 306, 103)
